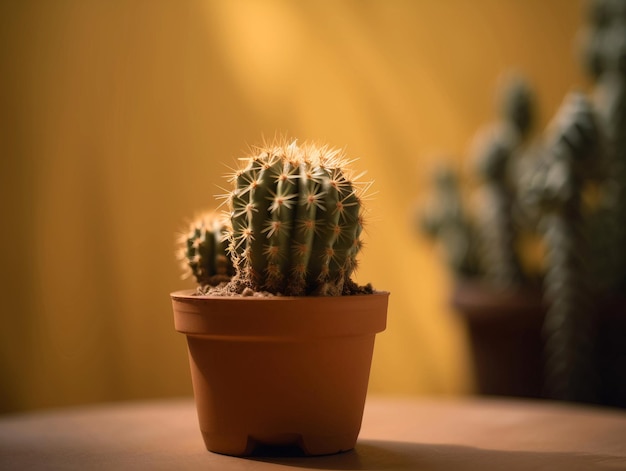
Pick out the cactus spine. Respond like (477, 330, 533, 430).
(226, 139, 367, 296)
(179, 213, 234, 287)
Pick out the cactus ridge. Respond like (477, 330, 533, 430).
(226, 139, 367, 295)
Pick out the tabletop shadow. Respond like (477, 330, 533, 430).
(247, 439, 625, 470)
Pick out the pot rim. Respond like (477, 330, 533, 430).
(170, 289, 390, 301)
(171, 290, 389, 339)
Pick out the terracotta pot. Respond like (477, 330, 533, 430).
(452, 280, 626, 407)
(596, 295, 626, 408)
(171, 290, 389, 456)
(451, 280, 546, 398)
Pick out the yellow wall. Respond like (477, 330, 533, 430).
(0, 0, 587, 412)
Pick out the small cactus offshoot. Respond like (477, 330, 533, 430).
(224, 139, 370, 296)
(178, 213, 235, 287)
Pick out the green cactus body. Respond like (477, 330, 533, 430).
(473, 76, 535, 288)
(179, 213, 234, 287)
(584, 0, 626, 294)
(421, 166, 481, 278)
(527, 93, 599, 402)
(228, 140, 365, 296)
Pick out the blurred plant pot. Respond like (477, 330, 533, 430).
(171, 290, 389, 457)
(596, 295, 626, 408)
(451, 279, 546, 398)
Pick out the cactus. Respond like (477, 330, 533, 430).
(471, 76, 536, 287)
(584, 0, 626, 294)
(178, 213, 234, 287)
(583, 0, 626, 80)
(500, 75, 535, 138)
(421, 165, 481, 278)
(224, 139, 370, 296)
(475, 132, 524, 287)
(583, 0, 626, 408)
(526, 92, 600, 402)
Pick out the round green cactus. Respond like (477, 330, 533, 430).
(225, 139, 368, 296)
(179, 213, 234, 287)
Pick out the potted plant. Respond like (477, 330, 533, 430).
(419, 0, 626, 408)
(420, 76, 547, 399)
(171, 139, 389, 456)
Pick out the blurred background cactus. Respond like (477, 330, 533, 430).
(525, 92, 600, 403)
(421, 166, 480, 279)
(421, 75, 538, 287)
(582, 0, 626, 406)
(584, 0, 626, 295)
(419, 0, 626, 407)
(226, 139, 369, 296)
(178, 213, 234, 288)
(472, 76, 535, 288)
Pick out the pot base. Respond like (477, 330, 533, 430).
(202, 431, 357, 456)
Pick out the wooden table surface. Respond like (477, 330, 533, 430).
(1, 396, 625, 470)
